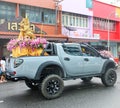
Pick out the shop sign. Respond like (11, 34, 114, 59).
(7, 22, 35, 32)
(62, 26, 96, 39)
(0, 16, 46, 35)
(93, 34, 100, 39)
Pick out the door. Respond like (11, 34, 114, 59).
(59, 44, 84, 76)
(59, 43, 103, 76)
(81, 45, 103, 74)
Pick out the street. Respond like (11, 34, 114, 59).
(0, 68, 120, 108)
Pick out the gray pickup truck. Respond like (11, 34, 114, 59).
(7, 42, 117, 99)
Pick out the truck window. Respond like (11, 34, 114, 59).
(63, 45, 82, 56)
(81, 46, 98, 57)
(43, 43, 56, 56)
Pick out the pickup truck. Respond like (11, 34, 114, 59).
(7, 42, 117, 99)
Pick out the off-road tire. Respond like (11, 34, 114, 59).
(25, 80, 39, 90)
(81, 77, 92, 82)
(101, 68, 117, 87)
(41, 74, 64, 99)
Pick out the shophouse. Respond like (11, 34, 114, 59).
(0, 0, 120, 58)
(61, 0, 120, 58)
(61, 0, 99, 43)
(0, 0, 66, 57)
(92, 0, 120, 58)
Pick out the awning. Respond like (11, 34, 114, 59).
(0, 34, 68, 41)
(36, 34, 68, 41)
(0, 34, 100, 42)
(0, 32, 18, 39)
(35, 34, 67, 38)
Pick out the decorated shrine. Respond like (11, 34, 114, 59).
(7, 18, 47, 57)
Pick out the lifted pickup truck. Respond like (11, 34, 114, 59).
(8, 42, 117, 99)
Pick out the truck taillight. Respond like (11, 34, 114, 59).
(11, 71, 16, 76)
(13, 71, 16, 75)
(14, 59, 23, 68)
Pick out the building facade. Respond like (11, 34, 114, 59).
(61, 0, 120, 58)
(0, 0, 66, 57)
(61, 0, 100, 42)
(0, 0, 120, 58)
(92, 0, 120, 57)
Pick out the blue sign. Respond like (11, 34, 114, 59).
(86, 0, 93, 8)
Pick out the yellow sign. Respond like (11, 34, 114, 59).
(116, 8, 120, 18)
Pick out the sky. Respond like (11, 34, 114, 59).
(97, 0, 120, 7)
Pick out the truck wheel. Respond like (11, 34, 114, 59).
(101, 68, 117, 87)
(41, 74, 64, 99)
(81, 77, 92, 82)
(25, 80, 38, 90)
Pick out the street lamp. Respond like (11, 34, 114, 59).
(107, 11, 117, 51)
(54, 0, 63, 34)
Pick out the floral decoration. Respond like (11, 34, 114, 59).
(7, 38, 47, 52)
(99, 50, 114, 58)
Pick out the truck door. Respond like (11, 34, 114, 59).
(81, 45, 103, 74)
(59, 44, 84, 76)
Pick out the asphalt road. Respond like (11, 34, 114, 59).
(0, 68, 120, 108)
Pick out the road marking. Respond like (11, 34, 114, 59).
(0, 100, 4, 103)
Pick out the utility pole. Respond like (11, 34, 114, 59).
(54, 0, 63, 34)
(107, 11, 117, 51)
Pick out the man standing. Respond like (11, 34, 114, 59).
(0, 56, 7, 83)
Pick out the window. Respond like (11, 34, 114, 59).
(21, 9, 26, 18)
(62, 16, 64, 25)
(110, 21, 116, 31)
(70, 16, 73, 26)
(73, 16, 75, 26)
(62, 14, 69, 26)
(63, 45, 82, 56)
(19, 5, 56, 24)
(76, 17, 79, 26)
(93, 17, 116, 31)
(62, 13, 89, 28)
(41, 11, 44, 22)
(81, 45, 98, 57)
(83, 16, 88, 28)
(0, 2, 16, 21)
(66, 15, 68, 25)
(80, 17, 84, 27)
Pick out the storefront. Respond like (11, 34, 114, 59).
(61, 0, 99, 43)
(93, 0, 120, 58)
(0, 0, 67, 57)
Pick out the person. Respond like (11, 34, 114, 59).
(0, 56, 7, 83)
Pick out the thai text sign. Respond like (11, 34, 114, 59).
(7, 22, 35, 31)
